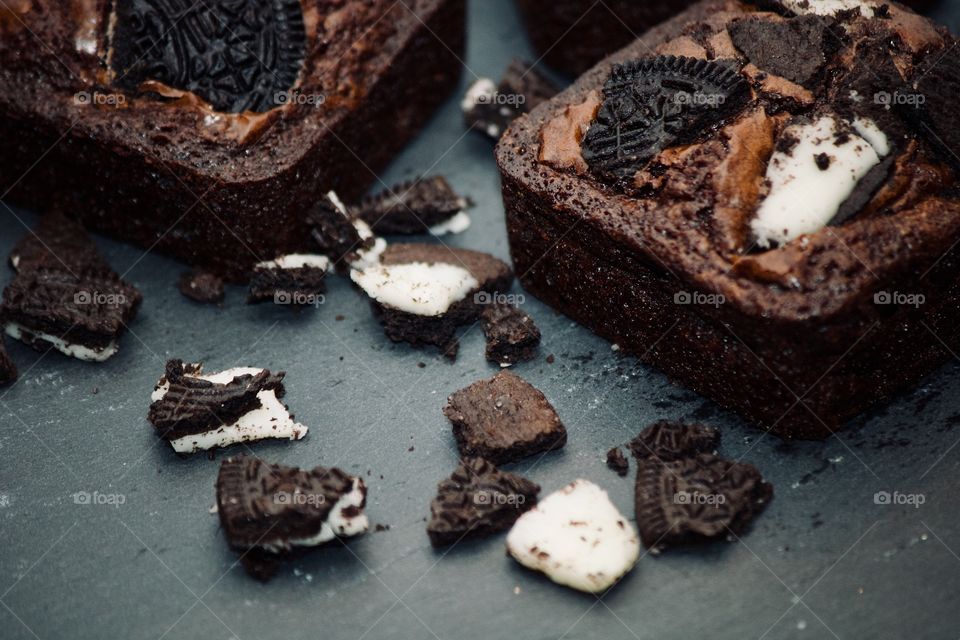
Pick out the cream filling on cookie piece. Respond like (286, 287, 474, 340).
(152, 366, 308, 453)
(429, 211, 472, 236)
(752, 115, 888, 248)
(260, 477, 369, 553)
(779, 0, 875, 17)
(324, 191, 388, 270)
(506, 479, 640, 593)
(256, 254, 330, 271)
(4, 323, 118, 362)
(350, 262, 480, 317)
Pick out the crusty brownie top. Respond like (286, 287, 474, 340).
(0, 0, 451, 178)
(498, 0, 960, 322)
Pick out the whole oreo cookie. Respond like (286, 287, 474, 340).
(582, 56, 750, 179)
(110, 0, 307, 113)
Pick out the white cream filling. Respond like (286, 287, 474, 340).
(4, 323, 118, 362)
(429, 211, 472, 236)
(752, 115, 888, 248)
(260, 478, 369, 553)
(324, 190, 388, 270)
(350, 262, 479, 317)
(256, 254, 330, 271)
(152, 365, 308, 453)
(506, 480, 640, 593)
(779, 0, 875, 17)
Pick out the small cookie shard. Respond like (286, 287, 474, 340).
(634, 453, 774, 550)
(352, 176, 472, 236)
(506, 479, 640, 593)
(1, 214, 142, 362)
(628, 421, 720, 462)
(463, 59, 560, 140)
(444, 371, 566, 465)
(0, 335, 17, 387)
(109, 0, 307, 113)
(582, 56, 750, 179)
(309, 192, 383, 271)
(480, 303, 541, 366)
(148, 360, 308, 453)
(427, 457, 540, 547)
(728, 15, 838, 87)
(351, 244, 513, 358)
(247, 254, 328, 306)
(216, 456, 368, 579)
(178, 270, 225, 305)
(606, 447, 629, 477)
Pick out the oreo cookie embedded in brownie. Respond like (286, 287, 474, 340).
(351, 243, 513, 358)
(480, 303, 541, 366)
(498, 0, 960, 439)
(149, 360, 308, 453)
(216, 455, 368, 579)
(444, 371, 566, 464)
(1, 214, 142, 362)
(0, 1, 466, 281)
(427, 457, 540, 547)
(352, 176, 472, 236)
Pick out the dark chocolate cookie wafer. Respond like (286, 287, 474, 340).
(352, 176, 470, 235)
(606, 447, 629, 477)
(628, 420, 720, 462)
(728, 15, 839, 88)
(178, 270, 225, 305)
(427, 457, 540, 547)
(247, 256, 328, 307)
(1, 214, 142, 362)
(480, 302, 541, 366)
(444, 372, 566, 464)
(309, 192, 377, 271)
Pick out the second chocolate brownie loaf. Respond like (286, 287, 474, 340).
(0, 0, 465, 281)
(499, 0, 960, 439)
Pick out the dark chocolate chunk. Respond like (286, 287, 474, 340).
(0, 214, 142, 360)
(216, 455, 368, 573)
(178, 270, 225, 305)
(148, 359, 284, 440)
(628, 420, 720, 462)
(247, 258, 327, 307)
(0, 336, 17, 387)
(110, 0, 306, 113)
(480, 303, 541, 366)
(634, 452, 773, 549)
(309, 192, 374, 270)
(728, 15, 838, 87)
(814, 152, 831, 170)
(831, 152, 897, 225)
(464, 59, 560, 140)
(582, 56, 750, 179)
(606, 447, 629, 477)
(352, 176, 470, 235)
(427, 457, 540, 547)
(444, 371, 566, 464)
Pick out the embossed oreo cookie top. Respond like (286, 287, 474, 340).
(109, 0, 307, 113)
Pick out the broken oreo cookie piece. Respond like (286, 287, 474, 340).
(350, 243, 513, 359)
(309, 191, 383, 272)
(247, 254, 328, 307)
(628, 420, 719, 462)
(178, 270, 225, 305)
(444, 371, 566, 465)
(352, 176, 472, 236)
(0, 335, 17, 387)
(427, 457, 540, 547)
(1, 214, 142, 362)
(506, 479, 640, 593)
(464, 59, 560, 140)
(109, 0, 307, 113)
(148, 359, 307, 453)
(728, 15, 839, 88)
(217, 456, 368, 580)
(582, 56, 750, 179)
(606, 447, 629, 477)
(480, 302, 541, 366)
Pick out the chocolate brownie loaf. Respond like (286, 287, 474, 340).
(0, 0, 465, 281)
(498, 0, 960, 439)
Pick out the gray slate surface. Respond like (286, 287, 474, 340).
(2, 1, 960, 639)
